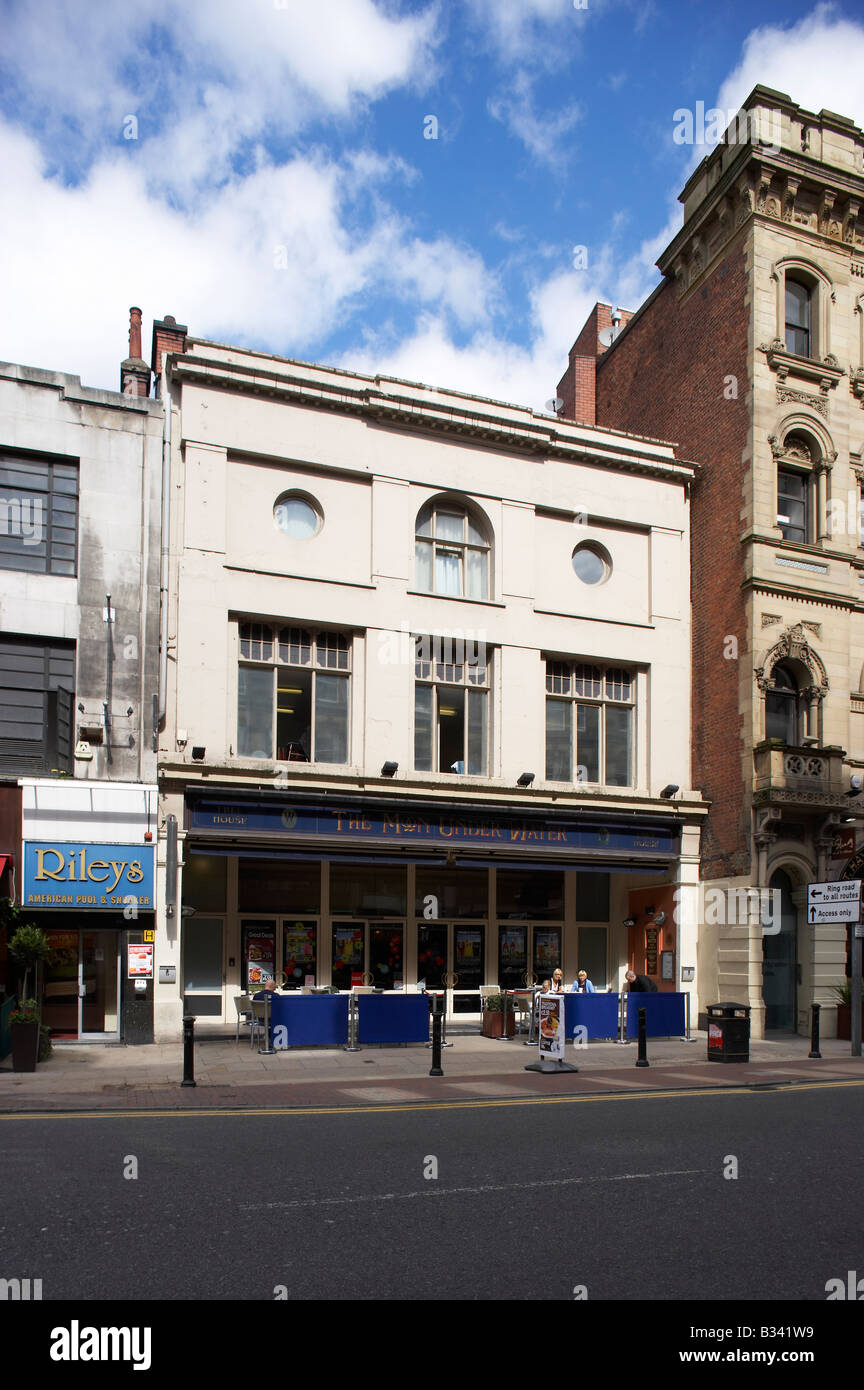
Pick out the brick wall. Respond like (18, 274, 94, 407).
(589, 240, 751, 878)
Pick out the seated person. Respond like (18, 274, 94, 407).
(549, 968, 565, 993)
(570, 970, 595, 993)
(252, 977, 279, 1001)
(538, 978, 552, 994)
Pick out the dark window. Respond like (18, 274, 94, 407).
(414, 634, 489, 774)
(765, 663, 801, 744)
(575, 873, 610, 921)
(545, 660, 634, 786)
(237, 859, 320, 913)
(0, 453, 78, 576)
(238, 623, 350, 763)
(0, 635, 75, 774)
(777, 469, 809, 544)
(496, 869, 564, 920)
(330, 864, 406, 916)
(784, 279, 811, 357)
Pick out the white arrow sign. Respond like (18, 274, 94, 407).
(807, 880, 861, 924)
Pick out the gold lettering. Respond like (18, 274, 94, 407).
(35, 848, 65, 881)
(127, 862, 143, 884)
(88, 859, 109, 882)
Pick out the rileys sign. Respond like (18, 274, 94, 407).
(23, 843, 154, 909)
(187, 800, 677, 858)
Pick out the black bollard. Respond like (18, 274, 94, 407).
(429, 994, 444, 1076)
(181, 1014, 197, 1087)
(635, 1006, 649, 1068)
(808, 1002, 822, 1059)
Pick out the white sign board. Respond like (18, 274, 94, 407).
(538, 993, 565, 1061)
(807, 880, 861, 924)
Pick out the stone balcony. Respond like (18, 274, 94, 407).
(753, 741, 848, 812)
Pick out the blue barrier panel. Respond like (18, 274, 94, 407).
(357, 993, 430, 1044)
(563, 992, 620, 1039)
(625, 992, 686, 1038)
(269, 994, 349, 1047)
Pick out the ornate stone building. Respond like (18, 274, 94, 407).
(557, 85, 864, 1037)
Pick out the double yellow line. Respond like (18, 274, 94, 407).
(1, 1076, 862, 1121)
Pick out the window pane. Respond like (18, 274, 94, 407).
(238, 665, 273, 757)
(183, 853, 227, 912)
(576, 703, 600, 782)
(545, 698, 571, 780)
(278, 627, 311, 665)
(416, 508, 433, 538)
(605, 705, 632, 786)
(576, 873, 609, 921)
(497, 869, 564, 920)
(436, 511, 464, 542)
(332, 924, 364, 990)
(467, 688, 487, 774)
(466, 547, 487, 599)
(371, 926, 403, 989)
(415, 539, 433, 590)
(418, 924, 448, 989)
(239, 859, 320, 913)
(331, 864, 406, 916)
(605, 668, 632, 702)
(314, 673, 349, 763)
(414, 684, 434, 770)
(435, 548, 461, 595)
(546, 661, 570, 696)
(282, 922, 318, 988)
(240, 623, 272, 662)
(276, 668, 311, 761)
(416, 867, 488, 918)
(785, 280, 809, 329)
(274, 497, 318, 538)
(574, 665, 602, 698)
(316, 631, 349, 669)
(439, 685, 465, 772)
(467, 517, 485, 546)
(766, 691, 797, 744)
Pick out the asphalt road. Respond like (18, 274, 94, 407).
(2, 1082, 863, 1303)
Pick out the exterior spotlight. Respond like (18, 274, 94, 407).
(381, 761, 398, 777)
(654, 911, 667, 926)
(660, 784, 679, 799)
(191, 746, 206, 761)
(623, 917, 636, 927)
(517, 772, 535, 787)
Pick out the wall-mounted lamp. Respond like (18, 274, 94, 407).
(517, 772, 535, 787)
(653, 911, 667, 926)
(381, 761, 398, 777)
(660, 784, 679, 799)
(622, 916, 636, 928)
(191, 746, 206, 761)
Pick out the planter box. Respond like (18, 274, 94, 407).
(481, 1011, 516, 1039)
(836, 1004, 864, 1042)
(11, 1021, 40, 1072)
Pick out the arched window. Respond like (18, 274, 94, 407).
(765, 663, 803, 744)
(784, 277, 812, 357)
(415, 500, 490, 599)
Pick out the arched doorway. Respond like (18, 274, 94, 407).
(763, 869, 797, 1030)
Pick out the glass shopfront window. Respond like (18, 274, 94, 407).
(497, 869, 564, 920)
(415, 867, 488, 919)
(238, 859, 320, 914)
(331, 921, 404, 990)
(330, 864, 406, 916)
(183, 854, 227, 912)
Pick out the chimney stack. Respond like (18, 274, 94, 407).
(151, 314, 188, 397)
(120, 306, 151, 397)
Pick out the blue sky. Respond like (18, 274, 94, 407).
(1, 0, 863, 409)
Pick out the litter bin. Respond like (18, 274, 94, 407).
(706, 1002, 750, 1063)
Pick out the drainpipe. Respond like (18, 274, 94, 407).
(154, 372, 171, 751)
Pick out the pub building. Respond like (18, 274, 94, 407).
(18, 779, 158, 1044)
(148, 325, 705, 1040)
(170, 789, 701, 1020)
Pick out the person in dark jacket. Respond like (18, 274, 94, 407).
(624, 969, 658, 993)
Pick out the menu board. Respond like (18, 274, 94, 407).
(645, 926, 659, 975)
(538, 992, 564, 1061)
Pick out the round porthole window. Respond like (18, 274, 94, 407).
(572, 542, 611, 585)
(274, 492, 322, 539)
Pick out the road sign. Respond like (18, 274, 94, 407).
(807, 880, 861, 924)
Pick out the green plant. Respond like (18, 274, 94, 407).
(8, 921, 50, 998)
(10, 999, 39, 1026)
(832, 980, 864, 1005)
(39, 1025, 52, 1062)
(484, 994, 506, 1011)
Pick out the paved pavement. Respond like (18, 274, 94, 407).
(2, 1024, 862, 1111)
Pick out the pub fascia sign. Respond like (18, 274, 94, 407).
(190, 801, 674, 855)
(23, 842, 155, 909)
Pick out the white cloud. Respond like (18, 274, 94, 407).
(715, 3, 864, 131)
(488, 70, 583, 164)
(0, 0, 440, 195)
(463, 0, 583, 65)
